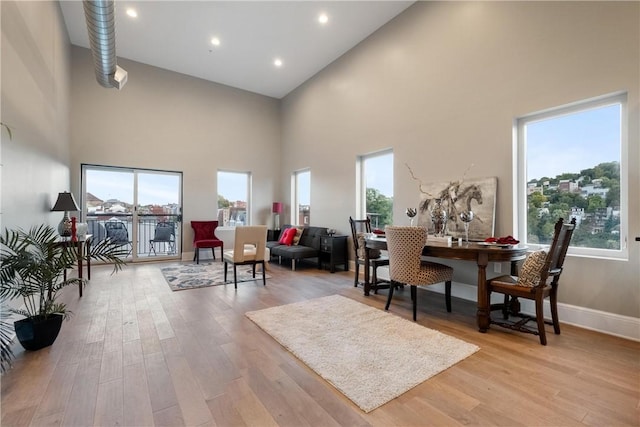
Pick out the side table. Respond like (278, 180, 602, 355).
(320, 235, 348, 273)
(59, 234, 92, 297)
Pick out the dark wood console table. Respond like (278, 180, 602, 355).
(363, 236, 527, 332)
(59, 234, 92, 297)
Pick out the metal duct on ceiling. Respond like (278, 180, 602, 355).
(82, 0, 127, 89)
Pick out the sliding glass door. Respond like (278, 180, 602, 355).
(81, 165, 183, 261)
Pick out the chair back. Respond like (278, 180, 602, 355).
(153, 222, 175, 242)
(191, 220, 217, 241)
(539, 217, 577, 284)
(232, 226, 267, 262)
(385, 226, 427, 285)
(104, 220, 129, 245)
(349, 216, 373, 259)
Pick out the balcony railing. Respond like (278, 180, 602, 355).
(86, 213, 182, 259)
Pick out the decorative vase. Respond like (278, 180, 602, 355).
(14, 314, 64, 351)
(430, 199, 448, 237)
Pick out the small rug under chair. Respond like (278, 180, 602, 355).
(160, 262, 270, 291)
(245, 294, 479, 412)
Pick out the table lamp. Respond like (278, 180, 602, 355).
(51, 192, 80, 236)
(272, 202, 283, 230)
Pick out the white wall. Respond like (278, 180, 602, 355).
(281, 1, 640, 317)
(1, 0, 71, 231)
(69, 47, 281, 254)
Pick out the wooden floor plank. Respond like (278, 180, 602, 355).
(61, 359, 101, 427)
(93, 378, 124, 426)
(1, 262, 638, 427)
(123, 362, 155, 427)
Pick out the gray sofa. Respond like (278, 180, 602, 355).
(266, 225, 328, 270)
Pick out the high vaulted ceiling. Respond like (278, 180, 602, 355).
(59, 1, 414, 99)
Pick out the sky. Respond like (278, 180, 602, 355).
(526, 103, 620, 181)
(86, 169, 180, 206)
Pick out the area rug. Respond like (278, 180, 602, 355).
(160, 262, 270, 291)
(245, 294, 479, 412)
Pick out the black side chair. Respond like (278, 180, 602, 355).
(149, 221, 175, 255)
(487, 217, 576, 345)
(349, 216, 389, 293)
(104, 220, 133, 256)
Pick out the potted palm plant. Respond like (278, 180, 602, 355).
(0, 224, 126, 353)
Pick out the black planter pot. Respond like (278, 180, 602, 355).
(14, 314, 64, 351)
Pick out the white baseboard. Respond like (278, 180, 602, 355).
(351, 263, 640, 342)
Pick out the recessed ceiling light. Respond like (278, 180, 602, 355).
(210, 37, 221, 47)
(274, 58, 283, 67)
(318, 13, 329, 24)
(126, 8, 137, 18)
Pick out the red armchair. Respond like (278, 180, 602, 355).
(191, 220, 224, 264)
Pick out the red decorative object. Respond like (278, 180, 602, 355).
(272, 202, 283, 214)
(71, 217, 77, 242)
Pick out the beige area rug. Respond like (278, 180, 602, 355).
(245, 294, 480, 412)
(160, 262, 270, 291)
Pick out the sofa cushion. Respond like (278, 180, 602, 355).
(271, 244, 319, 260)
(298, 226, 328, 250)
(279, 227, 296, 245)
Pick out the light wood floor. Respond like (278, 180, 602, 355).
(1, 261, 638, 427)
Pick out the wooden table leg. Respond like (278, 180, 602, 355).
(86, 238, 91, 281)
(77, 241, 83, 297)
(476, 252, 490, 332)
(363, 247, 371, 296)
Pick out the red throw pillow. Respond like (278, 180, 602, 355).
(278, 228, 296, 245)
(278, 228, 289, 244)
(281, 228, 297, 246)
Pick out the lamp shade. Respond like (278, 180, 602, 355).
(272, 202, 283, 214)
(51, 192, 79, 212)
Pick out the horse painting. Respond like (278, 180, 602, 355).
(416, 177, 497, 239)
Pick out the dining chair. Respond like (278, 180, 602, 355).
(149, 221, 175, 255)
(384, 226, 454, 321)
(487, 217, 576, 345)
(349, 216, 389, 292)
(190, 220, 224, 264)
(223, 225, 268, 289)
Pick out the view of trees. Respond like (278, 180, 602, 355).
(527, 161, 620, 249)
(366, 188, 393, 229)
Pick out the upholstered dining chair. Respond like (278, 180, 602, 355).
(385, 226, 454, 321)
(223, 225, 268, 289)
(349, 216, 389, 292)
(190, 220, 224, 264)
(487, 217, 576, 345)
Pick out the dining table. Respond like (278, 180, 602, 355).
(363, 235, 528, 332)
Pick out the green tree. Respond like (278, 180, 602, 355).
(529, 192, 546, 208)
(217, 195, 230, 208)
(586, 195, 605, 212)
(366, 188, 393, 229)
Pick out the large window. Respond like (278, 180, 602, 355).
(293, 169, 310, 225)
(81, 165, 183, 261)
(357, 150, 393, 229)
(516, 92, 627, 259)
(217, 170, 250, 226)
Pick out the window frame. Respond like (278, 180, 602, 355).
(515, 92, 628, 260)
(356, 149, 394, 228)
(292, 169, 310, 226)
(217, 170, 251, 226)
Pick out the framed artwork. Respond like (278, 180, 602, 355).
(416, 176, 497, 239)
